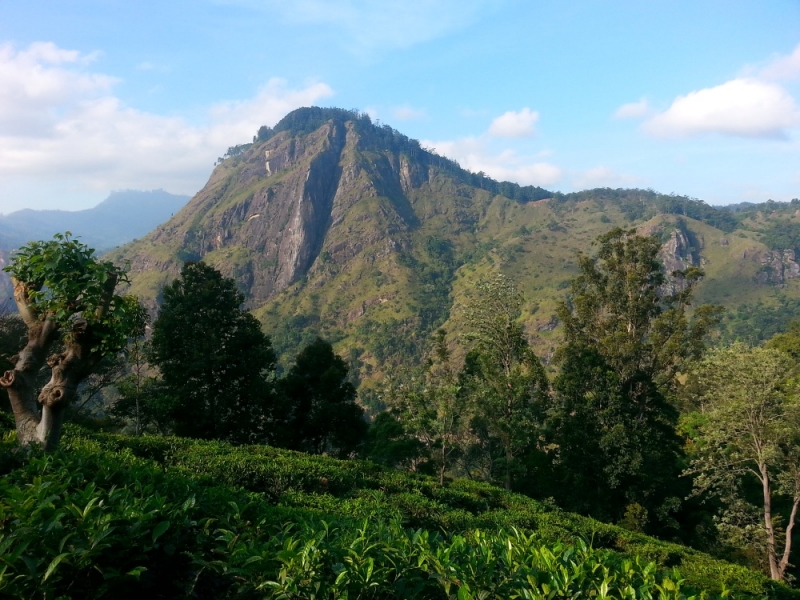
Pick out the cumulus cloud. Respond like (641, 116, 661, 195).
(424, 136, 561, 187)
(642, 78, 800, 139)
(613, 98, 652, 120)
(487, 108, 539, 138)
(392, 105, 426, 120)
(421, 107, 559, 187)
(0, 42, 333, 210)
(757, 43, 800, 81)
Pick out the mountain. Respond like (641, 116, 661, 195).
(0, 189, 190, 309)
(109, 107, 800, 384)
(0, 189, 190, 251)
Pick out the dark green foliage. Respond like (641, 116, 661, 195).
(549, 229, 721, 531)
(149, 261, 276, 443)
(720, 296, 800, 344)
(760, 221, 800, 251)
(274, 338, 367, 457)
(363, 412, 424, 468)
(1, 428, 794, 598)
(549, 344, 685, 526)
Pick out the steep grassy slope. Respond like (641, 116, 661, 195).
(109, 108, 800, 377)
(1, 422, 796, 598)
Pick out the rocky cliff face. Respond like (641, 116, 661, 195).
(112, 109, 491, 323)
(640, 221, 700, 295)
(757, 249, 800, 285)
(110, 108, 800, 376)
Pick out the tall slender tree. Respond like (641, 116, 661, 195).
(549, 228, 721, 528)
(462, 274, 549, 490)
(687, 343, 800, 582)
(385, 329, 471, 484)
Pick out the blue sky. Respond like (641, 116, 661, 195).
(1, 0, 799, 212)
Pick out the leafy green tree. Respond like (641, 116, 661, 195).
(384, 330, 472, 484)
(549, 228, 721, 527)
(0, 234, 139, 449)
(462, 274, 549, 491)
(686, 343, 800, 582)
(108, 301, 173, 435)
(275, 338, 366, 457)
(362, 411, 424, 469)
(150, 261, 276, 443)
(765, 319, 800, 359)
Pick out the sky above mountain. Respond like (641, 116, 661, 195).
(0, 0, 798, 212)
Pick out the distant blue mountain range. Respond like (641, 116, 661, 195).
(0, 189, 190, 252)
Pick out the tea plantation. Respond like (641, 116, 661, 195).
(1, 423, 796, 599)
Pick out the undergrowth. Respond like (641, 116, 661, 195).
(0, 426, 795, 599)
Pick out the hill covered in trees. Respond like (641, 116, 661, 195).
(109, 107, 800, 382)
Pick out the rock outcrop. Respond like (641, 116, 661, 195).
(757, 249, 800, 285)
(655, 223, 700, 295)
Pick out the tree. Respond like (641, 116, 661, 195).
(109, 301, 170, 435)
(687, 344, 800, 582)
(0, 234, 139, 449)
(275, 338, 367, 457)
(362, 411, 424, 469)
(462, 274, 549, 491)
(384, 329, 472, 484)
(549, 228, 721, 527)
(0, 302, 26, 419)
(149, 262, 276, 443)
(765, 319, 800, 359)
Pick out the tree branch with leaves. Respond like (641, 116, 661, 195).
(0, 234, 139, 449)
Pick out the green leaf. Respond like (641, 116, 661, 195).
(152, 520, 170, 543)
(43, 552, 70, 582)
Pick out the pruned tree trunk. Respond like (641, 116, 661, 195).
(0, 311, 61, 447)
(0, 276, 113, 450)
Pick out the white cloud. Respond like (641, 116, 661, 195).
(487, 108, 539, 138)
(0, 42, 334, 211)
(421, 107, 559, 187)
(424, 137, 561, 187)
(572, 166, 642, 190)
(613, 98, 652, 119)
(756, 43, 800, 81)
(392, 105, 426, 120)
(642, 78, 800, 139)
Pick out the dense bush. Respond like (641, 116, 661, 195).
(1, 427, 796, 598)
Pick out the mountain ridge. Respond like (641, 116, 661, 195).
(93, 108, 800, 381)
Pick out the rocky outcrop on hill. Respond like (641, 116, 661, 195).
(757, 249, 800, 285)
(109, 107, 800, 375)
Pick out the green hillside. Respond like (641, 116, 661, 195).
(1, 421, 795, 599)
(108, 108, 800, 381)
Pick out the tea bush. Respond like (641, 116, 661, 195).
(1, 428, 796, 598)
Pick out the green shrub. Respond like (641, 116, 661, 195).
(1, 429, 795, 599)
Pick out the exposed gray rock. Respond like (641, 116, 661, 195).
(658, 225, 698, 294)
(757, 249, 800, 285)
